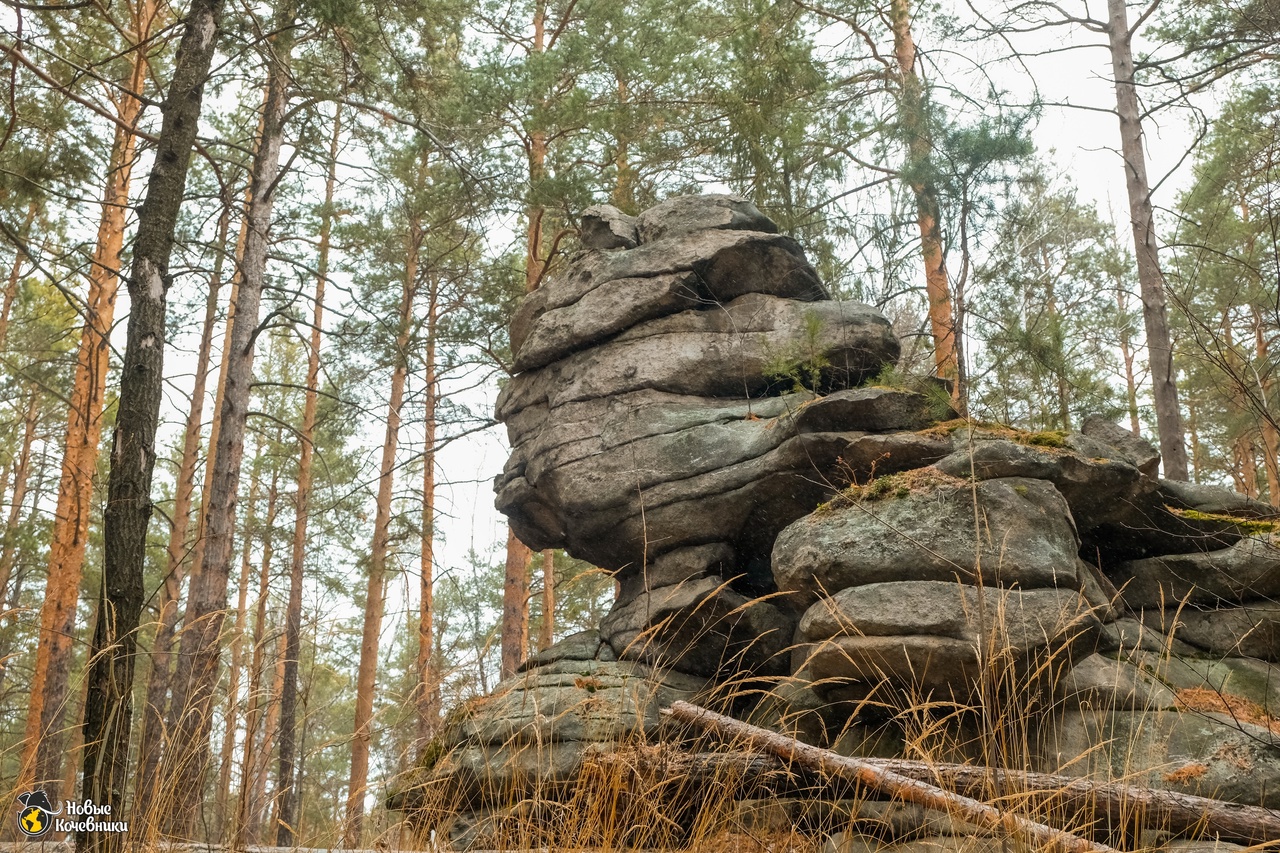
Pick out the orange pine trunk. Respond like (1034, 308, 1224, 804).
(276, 104, 340, 846)
(342, 216, 420, 849)
(417, 290, 439, 746)
(21, 5, 154, 793)
(889, 0, 959, 399)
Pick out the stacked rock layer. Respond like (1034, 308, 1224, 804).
(395, 195, 1280, 850)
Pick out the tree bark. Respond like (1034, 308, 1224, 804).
(214, 459, 262, 838)
(668, 702, 1115, 853)
(416, 284, 439, 748)
(0, 386, 38, 634)
(161, 13, 293, 834)
(501, 527, 531, 680)
(234, 461, 280, 847)
(0, 200, 38, 351)
(1106, 0, 1189, 480)
(78, 0, 224, 848)
(276, 102, 340, 847)
(134, 201, 231, 821)
(890, 0, 960, 401)
(539, 549, 555, 651)
(23, 0, 155, 795)
(501, 0, 546, 681)
(0, 397, 41, 698)
(341, 214, 420, 849)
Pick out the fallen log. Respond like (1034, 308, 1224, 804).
(665, 696, 1280, 845)
(667, 700, 1118, 853)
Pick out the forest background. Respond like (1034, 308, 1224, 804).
(0, 0, 1276, 848)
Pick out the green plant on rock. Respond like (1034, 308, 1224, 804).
(763, 311, 831, 394)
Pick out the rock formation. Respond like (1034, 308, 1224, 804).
(394, 195, 1280, 851)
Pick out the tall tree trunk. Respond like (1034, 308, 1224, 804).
(1115, 287, 1142, 436)
(0, 387, 37, 626)
(246, 646, 284, 842)
(161, 16, 293, 835)
(342, 215, 420, 849)
(23, 0, 155, 795)
(276, 103, 340, 847)
(889, 0, 959, 402)
(135, 201, 231, 820)
(234, 462, 280, 847)
(416, 287, 439, 748)
(501, 0, 546, 681)
(79, 0, 224, 848)
(1105, 0, 1188, 480)
(610, 74, 636, 213)
(213, 459, 261, 838)
(540, 549, 555, 651)
(0, 200, 38, 351)
(0, 398, 41, 698)
(1188, 400, 1201, 484)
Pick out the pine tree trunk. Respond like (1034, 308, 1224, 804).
(135, 202, 231, 820)
(0, 387, 37, 629)
(247, 646, 284, 841)
(0, 397, 41, 698)
(79, 0, 224, 848)
(890, 0, 959, 402)
(1253, 308, 1280, 505)
(1105, 0, 1188, 480)
(416, 288, 439, 747)
(501, 0, 546, 682)
(24, 2, 154, 794)
(0, 200, 38, 351)
(213, 460, 261, 836)
(342, 216, 419, 849)
(1188, 400, 1201, 484)
(540, 549, 555, 651)
(161, 15, 293, 834)
(234, 464, 280, 847)
(276, 103, 340, 847)
(1116, 289, 1141, 436)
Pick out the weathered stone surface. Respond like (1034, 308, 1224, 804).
(798, 582, 1099, 645)
(1140, 601, 1280, 662)
(795, 387, 952, 433)
(805, 634, 981, 695)
(390, 633, 707, 815)
(508, 228, 829, 357)
(799, 583, 1099, 692)
(1056, 653, 1177, 710)
(931, 435, 1258, 559)
(773, 477, 1085, 611)
(1044, 709, 1280, 808)
(1113, 534, 1280, 608)
(635, 193, 778, 243)
(512, 271, 704, 371)
(1124, 650, 1280, 716)
(498, 292, 898, 420)
(518, 628, 616, 672)
(615, 542, 735, 602)
(580, 203, 638, 249)
(601, 574, 793, 677)
(1080, 414, 1161, 477)
(1159, 478, 1280, 520)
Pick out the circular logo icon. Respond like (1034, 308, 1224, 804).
(15, 791, 59, 839)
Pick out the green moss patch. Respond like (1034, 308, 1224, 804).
(1167, 507, 1280, 535)
(817, 468, 968, 514)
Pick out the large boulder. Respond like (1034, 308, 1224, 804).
(389, 631, 708, 845)
(773, 475, 1087, 611)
